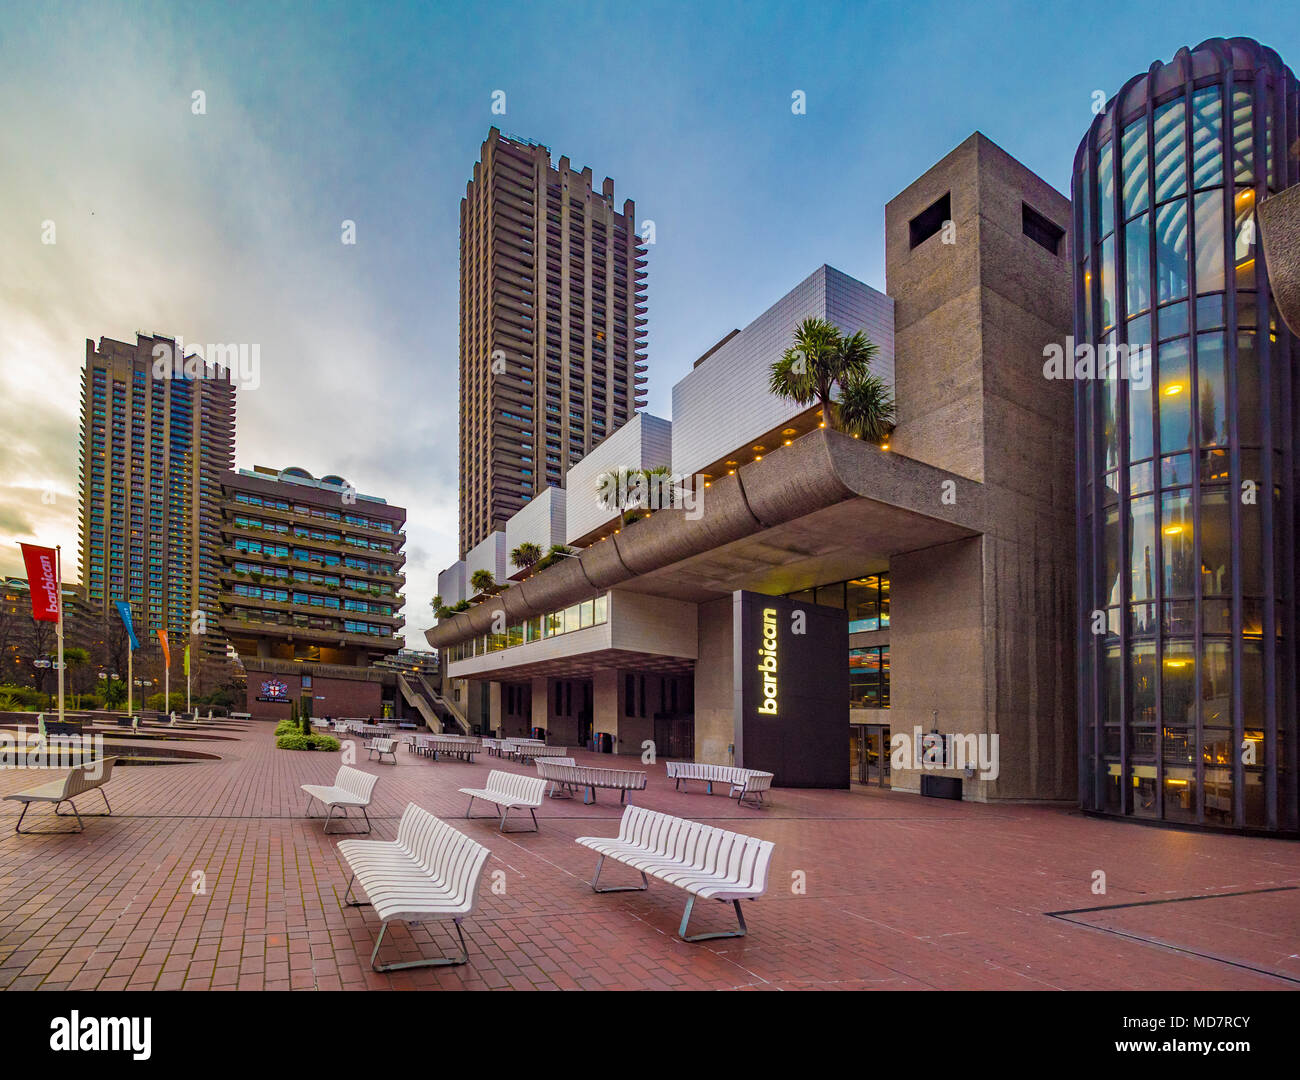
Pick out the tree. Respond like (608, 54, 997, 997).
(770, 319, 895, 442)
(104, 678, 127, 709)
(533, 544, 576, 572)
(838, 369, 896, 442)
(510, 542, 542, 571)
(469, 569, 497, 596)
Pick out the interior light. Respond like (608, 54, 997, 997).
(1163, 524, 1184, 536)
(1163, 382, 1184, 396)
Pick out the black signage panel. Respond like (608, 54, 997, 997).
(734, 590, 849, 788)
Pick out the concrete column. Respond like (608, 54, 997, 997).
(487, 682, 503, 739)
(694, 596, 736, 765)
(593, 668, 619, 751)
(530, 676, 548, 738)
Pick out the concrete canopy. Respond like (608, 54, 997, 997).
(426, 429, 985, 647)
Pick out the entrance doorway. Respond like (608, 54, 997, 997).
(852, 723, 890, 786)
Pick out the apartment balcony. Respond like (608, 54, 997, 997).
(221, 613, 403, 652)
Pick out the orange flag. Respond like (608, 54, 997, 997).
(157, 629, 171, 667)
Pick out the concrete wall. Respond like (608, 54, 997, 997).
(694, 596, 736, 766)
(608, 590, 698, 657)
(884, 132, 1077, 801)
(671, 264, 895, 478)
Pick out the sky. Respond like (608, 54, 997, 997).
(1, 0, 1296, 647)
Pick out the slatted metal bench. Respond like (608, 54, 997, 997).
(414, 735, 482, 762)
(576, 805, 775, 941)
(535, 761, 648, 804)
(483, 738, 505, 757)
(365, 737, 398, 764)
(338, 803, 490, 971)
(4, 757, 118, 833)
(301, 765, 379, 833)
(665, 761, 775, 807)
(458, 770, 548, 833)
(499, 738, 543, 760)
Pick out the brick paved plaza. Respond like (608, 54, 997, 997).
(0, 720, 1297, 992)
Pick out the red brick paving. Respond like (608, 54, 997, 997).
(0, 720, 1297, 990)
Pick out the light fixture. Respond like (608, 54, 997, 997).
(754, 455, 762, 462)
(1163, 524, 1184, 536)
(752, 445, 764, 452)
(783, 440, 792, 446)
(881, 442, 890, 451)
(782, 428, 797, 436)
(1163, 382, 1184, 396)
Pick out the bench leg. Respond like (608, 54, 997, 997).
(584, 786, 596, 805)
(679, 896, 748, 942)
(344, 872, 369, 907)
(13, 801, 30, 833)
(589, 854, 648, 893)
(369, 918, 469, 972)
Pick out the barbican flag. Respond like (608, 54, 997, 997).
(183, 644, 190, 677)
(157, 629, 171, 668)
(114, 600, 140, 651)
(18, 544, 60, 622)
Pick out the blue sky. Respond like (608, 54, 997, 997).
(1, 0, 1295, 641)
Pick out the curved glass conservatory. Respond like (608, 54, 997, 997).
(1073, 37, 1299, 832)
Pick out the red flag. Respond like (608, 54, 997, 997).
(19, 544, 60, 623)
(157, 629, 171, 667)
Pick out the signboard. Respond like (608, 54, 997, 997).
(256, 678, 290, 703)
(734, 590, 849, 788)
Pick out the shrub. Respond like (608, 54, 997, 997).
(275, 731, 340, 751)
(273, 719, 298, 737)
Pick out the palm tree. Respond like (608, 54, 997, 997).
(838, 369, 896, 442)
(469, 569, 497, 596)
(770, 318, 894, 442)
(510, 542, 542, 570)
(769, 317, 843, 429)
(534, 544, 576, 572)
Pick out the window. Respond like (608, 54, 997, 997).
(1022, 203, 1064, 255)
(909, 192, 950, 249)
(850, 646, 890, 708)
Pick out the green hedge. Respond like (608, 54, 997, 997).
(275, 732, 341, 752)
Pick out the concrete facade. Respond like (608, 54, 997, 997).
(884, 133, 1076, 800)
(431, 134, 1077, 804)
(458, 128, 648, 555)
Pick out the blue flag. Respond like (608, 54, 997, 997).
(114, 600, 140, 651)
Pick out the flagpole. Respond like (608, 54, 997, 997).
(55, 546, 65, 727)
(164, 641, 170, 717)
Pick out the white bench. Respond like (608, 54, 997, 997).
(535, 761, 647, 805)
(415, 735, 482, 762)
(365, 737, 398, 764)
(665, 761, 775, 807)
(458, 770, 548, 833)
(338, 803, 490, 971)
(301, 765, 379, 833)
(576, 805, 775, 941)
(4, 757, 118, 833)
(483, 737, 505, 757)
(499, 738, 544, 759)
(230, 712, 251, 720)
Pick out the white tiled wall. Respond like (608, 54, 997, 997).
(564, 413, 673, 543)
(671, 265, 894, 477)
